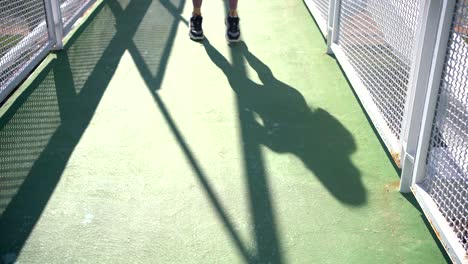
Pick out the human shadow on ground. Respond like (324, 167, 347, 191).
(0, 1, 364, 263)
(203, 39, 367, 206)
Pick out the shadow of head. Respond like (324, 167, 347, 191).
(203, 40, 367, 205)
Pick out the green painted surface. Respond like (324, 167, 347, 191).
(0, 0, 449, 263)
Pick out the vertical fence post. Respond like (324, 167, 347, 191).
(399, 0, 457, 192)
(399, 0, 444, 192)
(399, 0, 443, 192)
(44, 0, 64, 50)
(326, 0, 341, 54)
(44, 0, 57, 45)
(410, 0, 457, 187)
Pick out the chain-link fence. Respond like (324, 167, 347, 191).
(305, 0, 468, 262)
(335, 0, 421, 157)
(421, 0, 468, 258)
(304, 0, 329, 35)
(0, 0, 51, 102)
(0, 0, 98, 104)
(60, 0, 95, 33)
(313, 0, 329, 24)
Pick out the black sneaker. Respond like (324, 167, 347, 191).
(189, 15, 204, 40)
(226, 16, 241, 42)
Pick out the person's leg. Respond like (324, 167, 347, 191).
(193, 0, 202, 16)
(189, 0, 204, 40)
(226, 0, 240, 42)
(228, 0, 238, 16)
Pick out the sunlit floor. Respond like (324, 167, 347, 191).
(0, 0, 450, 263)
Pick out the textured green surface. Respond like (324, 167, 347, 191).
(0, 0, 449, 263)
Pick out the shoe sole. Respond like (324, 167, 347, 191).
(189, 31, 205, 41)
(226, 34, 241, 43)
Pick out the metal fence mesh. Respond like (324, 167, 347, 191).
(336, 0, 420, 141)
(60, 0, 93, 30)
(311, 0, 329, 24)
(422, 0, 468, 253)
(0, 0, 50, 96)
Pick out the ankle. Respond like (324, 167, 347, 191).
(229, 10, 238, 17)
(193, 8, 201, 16)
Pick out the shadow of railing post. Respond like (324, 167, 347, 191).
(220, 2, 285, 261)
(124, 0, 257, 261)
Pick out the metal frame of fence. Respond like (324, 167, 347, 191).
(0, 0, 98, 104)
(306, 0, 468, 262)
(410, 0, 468, 262)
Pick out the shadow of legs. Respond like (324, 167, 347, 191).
(203, 40, 366, 206)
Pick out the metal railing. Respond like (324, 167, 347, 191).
(411, 1, 468, 262)
(0, 0, 98, 104)
(306, 0, 468, 262)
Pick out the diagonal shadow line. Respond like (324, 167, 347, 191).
(158, 0, 189, 25)
(220, 0, 285, 261)
(120, 0, 257, 261)
(151, 92, 256, 262)
(129, 0, 284, 261)
(132, 0, 186, 92)
(134, 0, 284, 259)
(228, 45, 284, 264)
(110, 0, 184, 92)
(107, 0, 152, 27)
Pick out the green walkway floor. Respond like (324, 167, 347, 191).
(0, 0, 450, 263)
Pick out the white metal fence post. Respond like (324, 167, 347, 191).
(409, 0, 457, 188)
(44, 0, 65, 50)
(43, 0, 57, 45)
(326, 0, 341, 55)
(398, 0, 447, 193)
(408, 0, 467, 259)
